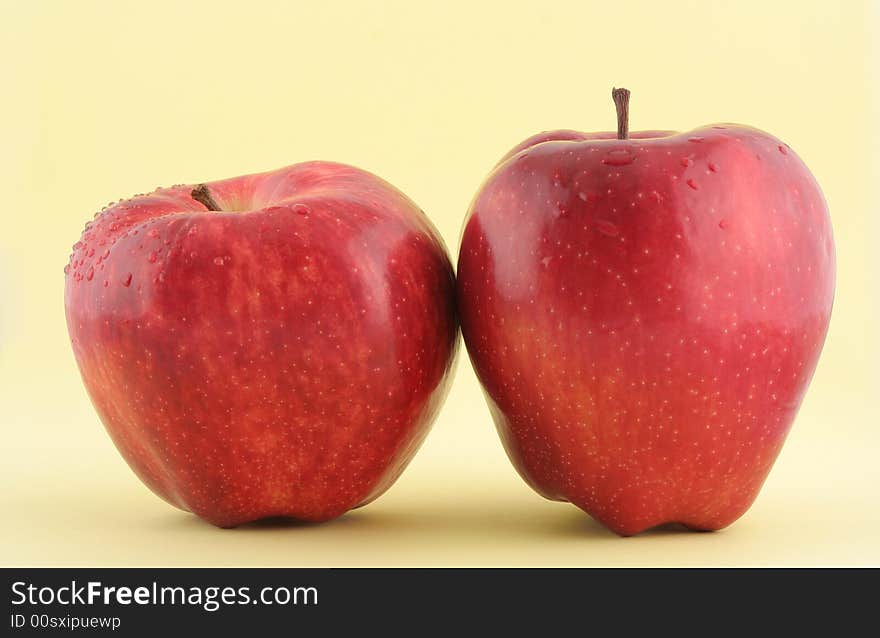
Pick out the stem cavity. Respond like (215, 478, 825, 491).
(191, 184, 221, 211)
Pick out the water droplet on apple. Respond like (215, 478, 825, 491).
(63, 264, 70, 275)
(103, 280, 109, 287)
(708, 162, 718, 173)
(122, 273, 132, 287)
(292, 203, 311, 216)
(213, 256, 225, 266)
(688, 136, 705, 143)
(595, 219, 620, 237)
(148, 251, 158, 263)
(719, 219, 730, 230)
(680, 158, 694, 168)
(602, 149, 635, 166)
(686, 179, 699, 190)
(86, 268, 94, 281)
(778, 145, 788, 155)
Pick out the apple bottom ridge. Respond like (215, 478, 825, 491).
(144, 473, 393, 529)
(570, 502, 739, 537)
(519, 484, 753, 537)
(504, 436, 771, 538)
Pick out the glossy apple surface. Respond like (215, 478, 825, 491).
(458, 123, 835, 535)
(65, 161, 458, 527)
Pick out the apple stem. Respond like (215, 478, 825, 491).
(191, 184, 221, 211)
(612, 87, 630, 140)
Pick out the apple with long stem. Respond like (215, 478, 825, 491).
(457, 88, 835, 535)
(65, 161, 458, 527)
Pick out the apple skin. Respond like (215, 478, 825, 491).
(457, 126, 835, 536)
(65, 161, 458, 527)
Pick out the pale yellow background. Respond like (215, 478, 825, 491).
(1, 0, 878, 566)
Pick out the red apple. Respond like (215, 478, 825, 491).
(65, 161, 458, 527)
(457, 89, 835, 535)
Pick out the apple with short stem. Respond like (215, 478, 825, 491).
(457, 88, 835, 535)
(66, 161, 459, 527)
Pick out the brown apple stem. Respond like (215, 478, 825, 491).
(612, 87, 630, 140)
(191, 184, 221, 211)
